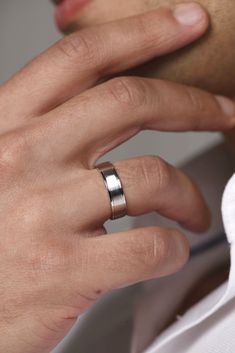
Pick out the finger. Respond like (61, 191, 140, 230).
(2, 4, 209, 119)
(57, 156, 210, 233)
(38, 77, 235, 165)
(81, 227, 189, 291)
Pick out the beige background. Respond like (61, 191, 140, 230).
(0, 1, 222, 352)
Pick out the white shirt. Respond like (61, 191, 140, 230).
(52, 142, 235, 353)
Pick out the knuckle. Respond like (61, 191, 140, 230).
(138, 155, 171, 192)
(107, 77, 147, 109)
(184, 88, 205, 127)
(18, 194, 49, 233)
(0, 132, 30, 176)
(132, 230, 170, 273)
(23, 239, 70, 280)
(56, 31, 99, 66)
(22, 234, 76, 277)
(144, 232, 170, 270)
(27, 240, 72, 273)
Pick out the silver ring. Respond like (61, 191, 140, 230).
(96, 162, 127, 220)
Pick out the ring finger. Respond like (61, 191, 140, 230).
(54, 155, 210, 233)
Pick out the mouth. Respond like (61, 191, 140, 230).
(52, 0, 92, 30)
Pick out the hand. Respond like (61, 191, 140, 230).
(0, 4, 234, 353)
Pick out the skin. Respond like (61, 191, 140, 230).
(62, 0, 235, 347)
(0, 3, 235, 353)
(69, 0, 235, 98)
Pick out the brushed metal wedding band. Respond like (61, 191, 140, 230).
(96, 162, 127, 220)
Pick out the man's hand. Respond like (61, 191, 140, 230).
(0, 4, 234, 353)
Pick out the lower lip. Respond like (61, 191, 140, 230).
(55, 0, 92, 29)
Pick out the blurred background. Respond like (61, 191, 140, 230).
(0, 1, 223, 352)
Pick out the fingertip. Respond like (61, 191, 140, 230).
(155, 228, 189, 277)
(170, 228, 190, 268)
(180, 202, 211, 234)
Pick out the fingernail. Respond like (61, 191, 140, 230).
(173, 3, 206, 26)
(216, 95, 235, 117)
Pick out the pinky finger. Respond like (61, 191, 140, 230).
(82, 226, 189, 292)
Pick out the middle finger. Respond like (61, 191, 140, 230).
(38, 76, 235, 166)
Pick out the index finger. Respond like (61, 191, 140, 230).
(2, 3, 209, 118)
